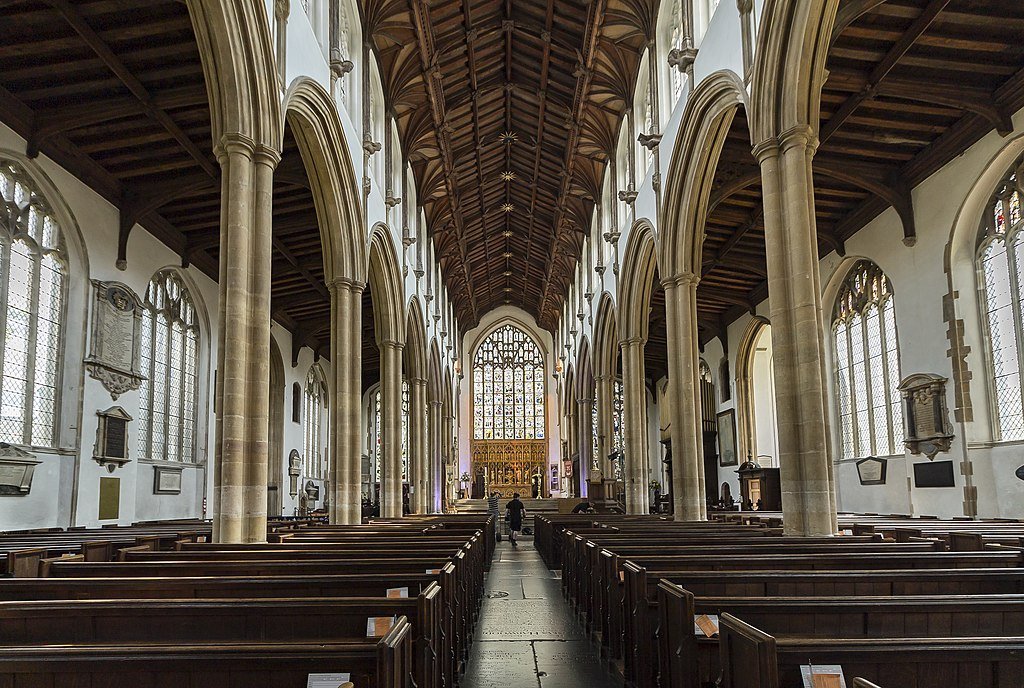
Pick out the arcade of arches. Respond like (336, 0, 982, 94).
(0, 0, 1023, 545)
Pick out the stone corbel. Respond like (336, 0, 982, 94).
(638, 132, 662, 150)
(362, 135, 382, 156)
(386, 195, 402, 208)
(667, 46, 698, 75)
(618, 189, 638, 205)
(331, 59, 354, 79)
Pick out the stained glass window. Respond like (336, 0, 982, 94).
(0, 161, 67, 448)
(472, 324, 546, 440)
(591, 402, 599, 471)
(303, 365, 327, 479)
(980, 165, 1024, 441)
(373, 388, 382, 482)
(611, 378, 624, 480)
(138, 271, 199, 462)
(832, 261, 903, 460)
(668, 0, 685, 104)
(401, 378, 409, 481)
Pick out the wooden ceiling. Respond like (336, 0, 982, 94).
(365, 0, 655, 331)
(698, 0, 1024, 347)
(0, 1, 334, 364)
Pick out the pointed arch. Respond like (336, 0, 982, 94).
(659, 70, 749, 280)
(592, 292, 620, 383)
(367, 224, 406, 346)
(735, 315, 771, 463)
(619, 219, 659, 343)
(283, 78, 366, 283)
(748, 0, 839, 145)
(185, 0, 281, 149)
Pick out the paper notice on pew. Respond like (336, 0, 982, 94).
(426, 568, 440, 574)
(367, 616, 396, 637)
(800, 665, 846, 688)
(386, 586, 409, 598)
(306, 672, 350, 688)
(693, 614, 719, 638)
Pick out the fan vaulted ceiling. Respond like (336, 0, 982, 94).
(365, 0, 655, 331)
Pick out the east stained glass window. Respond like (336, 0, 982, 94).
(473, 324, 546, 440)
(303, 365, 328, 479)
(0, 161, 67, 448)
(138, 271, 199, 462)
(980, 165, 1024, 441)
(832, 261, 903, 460)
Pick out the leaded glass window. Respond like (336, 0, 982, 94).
(832, 261, 903, 460)
(979, 165, 1024, 441)
(303, 365, 327, 479)
(373, 388, 382, 482)
(138, 271, 199, 462)
(0, 161, 67, 448)
(472, 324, 546, 440)
(591, 402, 599, 471)
(611, 378, 624, 480)
(668, 0, 685, 104)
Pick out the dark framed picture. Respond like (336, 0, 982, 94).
(717, 409, 737, 466)
(153, 466, 183, 495)
(855, 456, 887, 485)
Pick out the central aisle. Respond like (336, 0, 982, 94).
(461, 538, 622, 688)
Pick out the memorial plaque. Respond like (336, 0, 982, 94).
(856, 456, 887, 485)
(93, 406, 132, 469)
(899, 373, 953, 459)
(0, 444, 41, 496)
(153, 466, 183, 494)
(84, 280, 144, 399)
(98, 477, 120, 520)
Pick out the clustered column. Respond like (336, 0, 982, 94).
(409, 376, 428, 513)
(380, 339, 405, 518)
(620, 337, 649, 514)
(663, 271, 706, 520)
(212, 134, 280, 544)
(753, 126, 837, 536)
(330, 277, 364, 525)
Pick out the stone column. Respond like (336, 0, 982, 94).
(330, 278, 364, 524)
(593, 373, 612, 483)
(410, 377, 428, 513)
(380, 340, 405, 518)
(578, 396, 594, 493)
(620, 338, 650, 514)
(429, 399, 442, 513)
(213, 134, 279, 544)
(753, 127, 837, 536)
(663, 272, 705, 520)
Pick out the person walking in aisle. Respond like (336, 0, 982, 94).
(505, 492, 526, 547)
(487, 491, 501, 541)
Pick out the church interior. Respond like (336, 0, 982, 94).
(0, 0, 1023, 685)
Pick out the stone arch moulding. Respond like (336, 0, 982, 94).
(367, 223, 406, 346)
(619, 219, 659, 344)
(185, 0, 281, 150)
(659, 70, 748, 280)
(405, 297, 428, 381)
(283, 77, 367, 283)
(748, 0, 840, 145)
(592, 291, 620, 382)
(735, 314, 771, 463)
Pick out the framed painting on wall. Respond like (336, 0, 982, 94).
(717, 410, 738, 466)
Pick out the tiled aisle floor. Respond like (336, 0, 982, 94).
(460, 537, 621, 688)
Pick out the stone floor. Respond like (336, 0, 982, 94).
(460, 537, 621, 688)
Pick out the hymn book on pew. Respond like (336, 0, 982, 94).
(693, 614, 719, 637)
(306, 673, 350, 688)
(801, 664, 846, 688)
(366, 615, 397, 637)
(386, 586, 409, 598)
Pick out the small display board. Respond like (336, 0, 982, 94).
(386, 587, 409, 598)
(801, 665, 846, 688)
(98, 476, 120, 520)
(366, 616, 395, 637)
(306, 673, 350, 688)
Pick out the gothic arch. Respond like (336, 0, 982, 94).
(619, 219, 659, 344)
(367, 223, 406, 346)
(748, 0, 839, 145)
(404, 298, 428, 381)
(185, 0, 281, 149)
(659, 70, 749, 279)
(283, 78, 367, 283)
(592, 292, 620, 383)
(735, 315, 771, 463)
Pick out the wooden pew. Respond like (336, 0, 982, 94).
(658, 582, 1024, 688)
(717, 613, 1024, 688)
(0, 618, 413, 688)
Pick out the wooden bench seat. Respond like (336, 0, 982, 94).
(718, 613, 1024, 688)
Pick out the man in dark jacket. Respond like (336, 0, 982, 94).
(505, 493, 526, 547)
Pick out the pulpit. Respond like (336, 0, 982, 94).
(736, 459, 781, 511)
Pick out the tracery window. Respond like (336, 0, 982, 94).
(472, 324, 546, 440)
(611, 377, 624, 479)
(979, 165, 1024, 441)
(138, 271, 199, 462)
(832, 261, 903, 460)
(303, 365, 328, 479)
(0, 161, 67, 448)
(668, 0, 685, 104)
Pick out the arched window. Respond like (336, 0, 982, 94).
(0, 161, 67, 448)
(303, 365, 328, 479)
(472, 324, 546, 440)
(292, 382, 302, 423)
(667, 0, 685, 104)
(979, 164, 1024, 441)
(138, 270, 199, 462)
(832, 260, 903, 460)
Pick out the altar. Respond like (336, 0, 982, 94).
(471, 439, 547, 498)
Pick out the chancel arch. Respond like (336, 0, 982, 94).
(470, 322, 548, 498)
